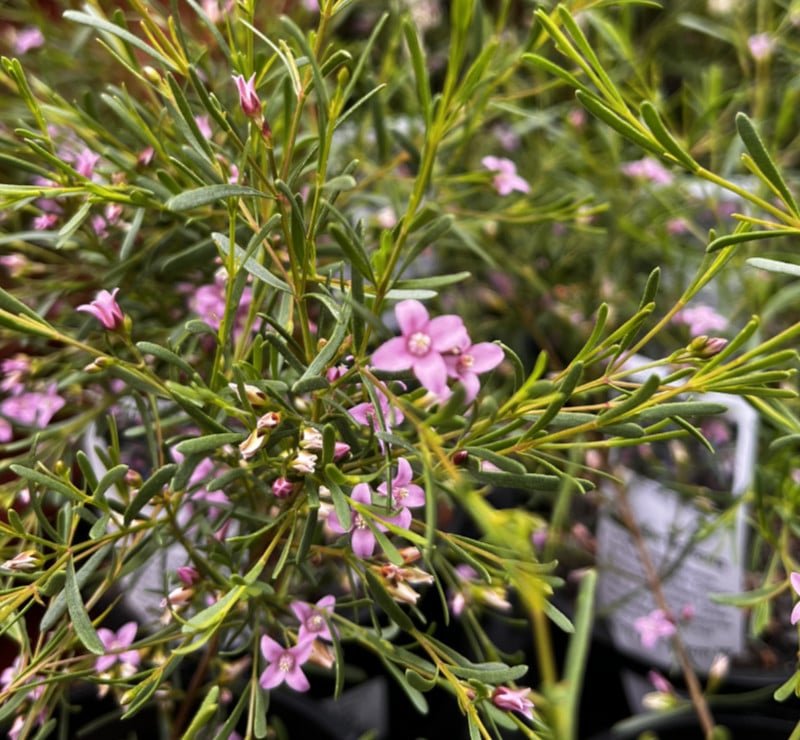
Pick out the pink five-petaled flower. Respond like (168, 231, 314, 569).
(326, 483, 394, 559)
(370, 300, 469, 397)
(491, 686, 534, 720)
(291, 595, 336, 643)
(444, 337, 504, 404)
(233, 73, 261, 119)
(377, 458, 425, 529)
(481, 156, 530, 196)
(790, 572, 800, 625)
(95, 622, 140, 674)
(77, 288, 124, 331)
(633, 609, 676, 649)
(259, 635, 313, 692)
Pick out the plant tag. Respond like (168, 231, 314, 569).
(595, 356, 758, 674)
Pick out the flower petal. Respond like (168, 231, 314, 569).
(370, 337, 411, 371)
(351, 527, 375, 558)
(260, 635, 284, 662)
(468, 342, 505, 373)
(259, 664, 284, 690)
(394, 300, 429, 335)
(412, 351, 448, 394)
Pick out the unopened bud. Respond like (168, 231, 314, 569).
(689, 334, 728, 358)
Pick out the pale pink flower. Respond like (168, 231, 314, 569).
(790, 572, 800, 625)
(377, 458, 425, 530)
(233, 73, 261, 119)
(259, 636, 313, 692)
(348, 387, 404, 440)
(622, 157, 673, 185)
(370, 300, 469, 396)
(95, 622, 140, 673)
(443, 337, 504, 403)
(491, 686, 534, 720)
(748, 33, 774, 61)
(326, 483, 393, 558)
(672, 304, 727, 336)
(73, 148, 100, 179)
(1, 384, 65, 428)
(77, 288, 124, 330)
(33, 213, 59, 230)
(633, 609, 676, 649)
(14, 27, 44, 55)
(195, 115, 212, 140)
(291, 595, 336, 643)
(481, 156, 530, 195)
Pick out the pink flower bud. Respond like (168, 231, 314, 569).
(77, 288, 124, 330)
(233, 73, 261, 119)
(272, 477, 294, 499)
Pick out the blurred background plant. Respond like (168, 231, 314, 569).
(2, 1, 800, 739)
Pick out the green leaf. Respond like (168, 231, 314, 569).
(576, 91, 661, 157)
(65, 558, 105, 655)
(181, 686, 220, 740)
(124, 464, 177, 524)
(634, 401, 728, 424)
(736, 112, 800, 216)
(402, 19, 432, 126)
(10, 465, 82, 502)
(448, 661, 528, 683)
(363, 567, 415, 631)
(405, 668, 438, 692)
(292, 301, 352, 392)
(211, 232, 292, 294)
(93, 464, 130, 504)
(166, 185, 271, 211)
(174, 433, 243, 456)
(706, 228, 800, 252)
(136, 341, 203, 380)
(709, 580, 784, 607)
(773, 670, 800, 702)
(598, 373, 662, 424)
(640, 101, 699, 170)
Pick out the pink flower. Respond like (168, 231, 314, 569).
(748, 33, 774, 61)
(327, 483, 396, 558)
(349, 387, 404, 432)
(621, 157, 673, 185)
(491, 686, 534, 720)
(291, 595, 336, 643)
(95, 622, 140, 673)
(233, 73, 261, 119)
(790, 572, 800, 625)
(481, 156, 530, 195)
(377, 458, 425, 529)
(77, 288, 124, 330)
(259, 635, 313, 692)
(1, 384, 65, 428)
(443, 338, 504, 403)
(195, 115, 212, 140)
(673, 304, 727, 336)
(73, 148, 100, 179)
(633, 609, 676, 649)
(14, 27, 45, 55)
(370, 300, 469, 396)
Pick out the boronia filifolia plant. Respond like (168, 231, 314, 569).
(2, 2, 800, 739)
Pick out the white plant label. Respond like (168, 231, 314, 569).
(595, 360, 758, 674)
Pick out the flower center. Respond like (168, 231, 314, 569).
(308, 614, 324, 633)
(394, 486, 408, 503)
(457, 354, 474, 371)
(407, 331, 431, 357)
(278, 653, 295, 673)
(353, 512, 368, 530)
